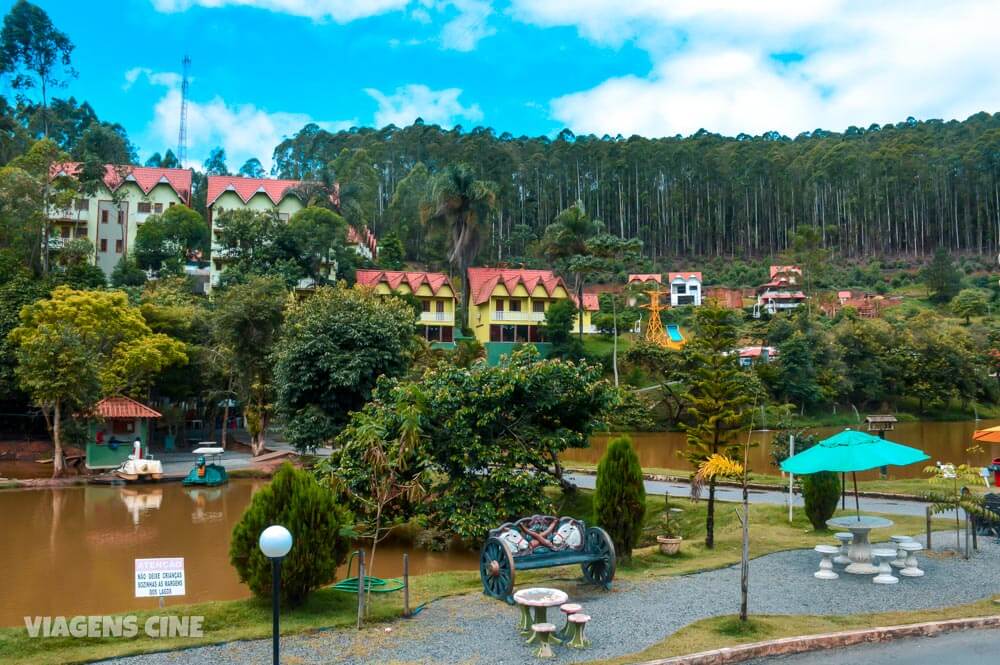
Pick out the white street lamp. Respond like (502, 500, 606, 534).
(259, 525, 293, 664)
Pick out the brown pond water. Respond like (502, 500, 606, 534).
(0, 480, 479, 627)
(564, 418, 1000, 481)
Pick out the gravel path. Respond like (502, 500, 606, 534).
(98, 532, 1000, 665)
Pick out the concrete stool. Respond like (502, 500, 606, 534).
(566, 613, 591, 649)
(556, 603, 582, 642)
(833, 532, 853, 565)
(530, 623, 556, 659)
(889, 535, 913, 569)
(899, 541, 925, 577)
(872, 548, 899, 585)
(814, 545, 840, 580)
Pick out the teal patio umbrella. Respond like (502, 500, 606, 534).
(780, 429, 929, 517)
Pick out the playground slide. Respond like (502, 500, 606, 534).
(666, 324, 684, 343)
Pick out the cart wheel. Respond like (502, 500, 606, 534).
(581, 527, 616, 589)
(480, 537, 516, 603)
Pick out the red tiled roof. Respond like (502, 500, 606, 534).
(580, 293, 600, 311)
(206, 175, 302, 207)
(467, 267, 570, 305)
(628, 273, 662, 284)
(347, 226, 378, 257)
(51, 163, 191, 205)
(668, 272, 702, 282)
(739, 346, 777, 358)
(356, 269, 455, 296)
(94, 396, 162, 420)
(769, 265, 801, 278)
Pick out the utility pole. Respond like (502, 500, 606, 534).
(177, 55, 191, 166)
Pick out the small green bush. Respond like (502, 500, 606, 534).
(594, 435, 646, 558)
(801, 471, 841, 530)
(229, 463, 353, 606)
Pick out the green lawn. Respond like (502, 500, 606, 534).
(0, 489, 952, 665)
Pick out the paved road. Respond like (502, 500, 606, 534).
(566, 473, 949, 518)
(745, 627, 1000, 664)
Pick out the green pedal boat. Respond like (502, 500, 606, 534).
(182, 447, 229, 486)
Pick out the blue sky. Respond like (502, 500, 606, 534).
(4, 1, 1000, 172)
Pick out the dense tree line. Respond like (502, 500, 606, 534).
(271, 113, 1000, 263)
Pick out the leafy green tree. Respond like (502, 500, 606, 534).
(777, 332, 823, 412)
(801, 472, 840, 530)
(160, 149, 180, 168)
(542, 299, 582, 359)
(952, 288, 989, 324)
(385, 162, 433, 261)
(238, 157, 265, 178)
(0, 0, 75, 137)
(330, 147, 379, 229)
(229, 463, 352, 607)
(203, 146, 228, 176)
(285, 205, 350, 283)
(71, 121, 135, 164)
(332, 347, 616, 539)
(12, 324, 97, 477)
(594, 435, 646, 559)
(682, 302, 757, 548)
(0, 138, 74, 274)
(134, 204, 208, 275)
(9, 287, 186, 474)
(922, 247, 962, 303)
(377, 230, 405, 270)
(0, 272, 45, 403)
(424, 163, 498, 305)
(213, 276, 286, 456)
(110, 255, 146, 287)
(144, 152, 162, 167)
(274, 285, 416, 451)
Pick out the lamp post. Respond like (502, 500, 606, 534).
(259, 525, 293, 665)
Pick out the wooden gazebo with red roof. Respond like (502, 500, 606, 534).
(86, 397, 162, 470)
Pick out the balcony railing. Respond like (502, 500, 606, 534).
(493, 311, 546, 322)
(420, 311, 454, 323)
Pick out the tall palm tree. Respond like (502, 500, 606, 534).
(424, 164, 498, 306)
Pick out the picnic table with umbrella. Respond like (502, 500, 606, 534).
(781, 429, 929, 574)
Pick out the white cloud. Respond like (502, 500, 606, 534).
(440, 0, 494, 52)
(126, 69, 354, 171)
(150, 0, 495, 50)
(123, 67, 181, 91)
(366, 84, 483, 128)
(150, 0, 410, 23)
(515, 0, 1000, 137)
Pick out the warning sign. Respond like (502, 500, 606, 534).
(134, 557, 186, 598)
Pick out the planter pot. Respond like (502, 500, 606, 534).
(657, 535, 683, 555)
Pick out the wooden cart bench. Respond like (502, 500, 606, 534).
(480, 514, 616, 604)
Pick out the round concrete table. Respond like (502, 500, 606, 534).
(827, 516, 894, 574)
(513, 587, 569, 643)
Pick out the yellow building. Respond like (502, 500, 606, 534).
(208, 175, 378, 289)
(466, 267, 598, 347)
(48, 163, 192, 277)
(356, 269, 458, 345)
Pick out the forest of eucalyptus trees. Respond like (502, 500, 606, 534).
(270, 111, 1000, 262)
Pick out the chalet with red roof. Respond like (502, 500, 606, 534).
(466, 267, 599, 351)
(755, 265, 806, 317)
(356, 269, 458, 345)
(208, 175, 378, 288)
(48, 163, 192, 277)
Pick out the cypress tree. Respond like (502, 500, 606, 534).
(594, 435, 646, 559)
(229, 463, 353, 606)
(802, 471, 841, 530)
